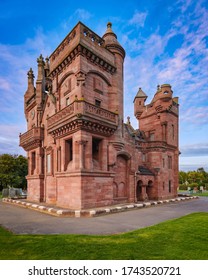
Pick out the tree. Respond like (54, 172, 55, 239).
(179, 168, 208, 190)
(197, 167, 205, 173)
(15, 155, 28, 189)
(179, 171, 188, 184)
(0, 154, 28, 191)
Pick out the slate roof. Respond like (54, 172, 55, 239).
(124, 124, 146, 141)
(138, 166, 155, 176)
(133, 87, 147, 102)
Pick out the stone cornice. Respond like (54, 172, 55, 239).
(49, 118, 117, 139)
(49, 43, 116, 78)
(141, 141, 178, 152)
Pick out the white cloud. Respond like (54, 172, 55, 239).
(0, 1, 207, 158)
(124, 0, 208, 108)
(179, 141, 208, 171)
(129, 11, 148, 27)
(179, 157, 208, 171)
(177, 0, 193, 13)
(75, 9, 92, 21)
(0, 27, 60, 119)
(0, 124, 26, 155)
(61, 9, 93, 30)
(0, 77, 11, 91)
(180, 143, 208, 156)
(180, 107, 208, 125)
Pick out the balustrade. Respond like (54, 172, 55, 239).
(47, 100, 117, 131)
(19, 127, 44, 151)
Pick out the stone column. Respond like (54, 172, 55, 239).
(76, 140, 88, 170)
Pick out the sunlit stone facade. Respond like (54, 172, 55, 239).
(20, 22, 179, 209)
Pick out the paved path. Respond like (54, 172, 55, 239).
(0, 197, 207, 235)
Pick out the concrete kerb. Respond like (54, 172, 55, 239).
(2, 196, 199, 218)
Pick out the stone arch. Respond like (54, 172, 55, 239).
(146, 180, 154, 200)
(113, 154, 129, 200)
(88, 70, 111, 86)
(118, 182, 125, 197)
(113, 182, 118, 198)
(148, 180, 153, 187)
(57, 71, 74, 90)
(117, 151, 131, 160)
(136, 180, 143, 201)
(57, 71, 75, 109)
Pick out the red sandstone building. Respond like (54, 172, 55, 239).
(20, 22, 179, 209)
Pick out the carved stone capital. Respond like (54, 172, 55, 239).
(76, 71, 86, 86)
(76, 140, 88, 146)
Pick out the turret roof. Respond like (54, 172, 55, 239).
(134, 87, 147, 102)
(102, 22, 117, 39)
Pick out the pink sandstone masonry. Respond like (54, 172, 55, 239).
(19, 22, 179, 210)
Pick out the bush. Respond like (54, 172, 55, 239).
(179, 184, 187, 190)
(189, 183, 198, 190)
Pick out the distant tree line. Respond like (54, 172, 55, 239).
(0, 153, 207, 192)
(0, 154, 28, 191)
(179, 168, 208, 190)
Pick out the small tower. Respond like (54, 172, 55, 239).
(36, 54, 45, 106)
(102, 22, 125, 121)
(24, 68, 35, 102)
(24, 68, 35, 117)
(133, 87, 147, 125)
(152, 84, 173, 103)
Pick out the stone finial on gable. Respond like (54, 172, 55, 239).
(37, 54, 45, 81)
(44, 56, 50, 76)
(27, 68, 35, 87)
(127, 116, 131, 125)
(27, 68, 34, 79)
(37, 54, 44, 64)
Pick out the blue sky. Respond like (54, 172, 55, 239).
(0, 0, 208, 171)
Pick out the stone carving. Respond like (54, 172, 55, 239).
(76, 71, 86, 86)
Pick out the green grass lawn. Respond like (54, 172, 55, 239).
(0, 212, 208, 260)
(178, 190, 208, 197)
(193, 192, 208, 197)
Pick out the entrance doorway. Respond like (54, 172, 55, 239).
(136, 180, 143, 201)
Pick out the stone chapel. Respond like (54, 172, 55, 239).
(19, 22, 179, 209)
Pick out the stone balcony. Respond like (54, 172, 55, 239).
(19, 127, 44, 151)
(47, 100, 118, 138)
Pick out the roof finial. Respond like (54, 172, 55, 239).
(107, 22, 112, 29)
(27, 68, 34, 79)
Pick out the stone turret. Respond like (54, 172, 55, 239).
(134, 87, 147, 122)
(152, 84, 173, 103)
(102, 22, 125, 58)
(24, 68, 35, 115)
(36, 54, 45, 105)
(25, 68, 35, 97)
(102, 22, 125, 127)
